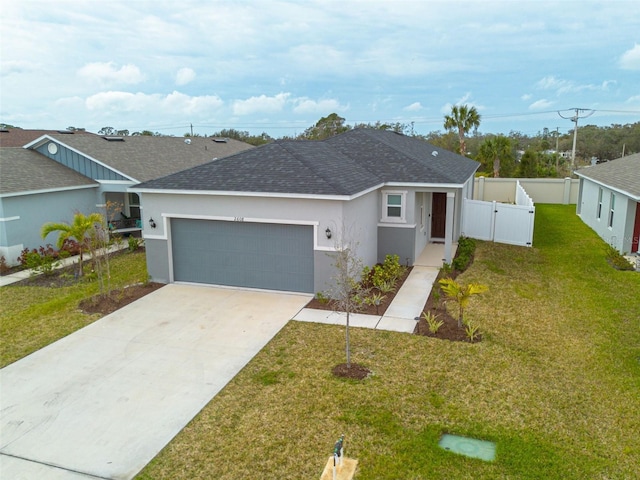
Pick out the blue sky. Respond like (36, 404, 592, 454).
(1, 0, 639, 138)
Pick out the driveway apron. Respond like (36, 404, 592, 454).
(0, 284, 310, 480)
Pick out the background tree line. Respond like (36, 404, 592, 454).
(8, 112, 638, 179)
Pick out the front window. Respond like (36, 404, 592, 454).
(382, 191, 406, 223)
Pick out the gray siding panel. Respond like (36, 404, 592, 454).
(171, 219, 314, 293)
(36, 143, 128, 181)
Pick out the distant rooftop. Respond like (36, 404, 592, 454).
(0, 129, 96, 148)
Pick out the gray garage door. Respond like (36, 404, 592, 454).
(171, 219, 314, 293)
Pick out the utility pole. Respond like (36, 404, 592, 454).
(558, 108, 594, 168)
(555, 127, 559, 171)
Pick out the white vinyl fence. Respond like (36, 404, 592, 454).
(462, 181, 535, 247)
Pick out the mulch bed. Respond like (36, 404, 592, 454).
(5, 248, 165, 317)
(78, 282, 165, 315)
(305, 251, 480, 343)
(415, 264, 482, 343)
(304, 267, 412, 316)
(332, 363, 372, 380)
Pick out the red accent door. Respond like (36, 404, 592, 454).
(431, 193, 446, 238)
(632, 202, 640, 253)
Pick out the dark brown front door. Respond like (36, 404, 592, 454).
(431, 192, 446, 238)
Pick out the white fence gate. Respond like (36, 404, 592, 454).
(462, 181, 535, 247)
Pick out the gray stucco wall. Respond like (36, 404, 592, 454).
(144, 237, 171, 284)
(139, 192, 347, 291)
(0, 187, 98, 265)
(377, 225, 415, 265)
(577, 178, 635, 253)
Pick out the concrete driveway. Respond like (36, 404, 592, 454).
(0, 284, 310, 480)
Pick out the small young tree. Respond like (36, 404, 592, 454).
(41, 212, 104, 276)
(326, 228, 369, 369)
(438, 278, 488, 328)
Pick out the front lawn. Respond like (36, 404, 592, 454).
(136, 205, 640, 479)
(0, 250, 150, 367)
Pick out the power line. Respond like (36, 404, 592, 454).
(558, 108, 595, 167)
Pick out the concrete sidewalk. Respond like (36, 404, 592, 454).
(293, 265, 440, 333)
(293, 243, 453, 333)
(0, 243, 130, 287)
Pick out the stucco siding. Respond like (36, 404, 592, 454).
(342, 190, 379, 267)
(578, 178, 633, 252)
(140, 192, 347, 291)
(378, 225, 415, 265)
(144, 237, 171, 284)
(0, 188, 98, 265)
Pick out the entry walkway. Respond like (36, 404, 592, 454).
(293, 243, 454, 333)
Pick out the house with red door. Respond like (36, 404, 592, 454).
(133, 128, 480, 294)
(575, 153, 640, 255)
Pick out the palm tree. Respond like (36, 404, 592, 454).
(438, 278, 488, 328)
(443, 104, 481, 156)
(478, 135, 512, 177)
(41, 212, 104, 276)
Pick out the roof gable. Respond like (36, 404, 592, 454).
(576, 153, 640, 199)
(136, 129, 479, 196)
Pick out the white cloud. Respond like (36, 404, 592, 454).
(619, 44, 640, 70)
(536, 76, 569, 91)
(521, 94, 532, 101)
(529, 99, 553, 110)
(77, 62, 145, 85)
(0, 60, 39, 76)
(403, 102, 423, 112)
(175, 67, 196, 86)
(536, 75, 613, 95)
(232, 93, 290, 115)
(292, 97, 347, 114)
(85, 90, 223, 115)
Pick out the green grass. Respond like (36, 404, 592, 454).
(0, 250, 149, 367)
(2, 207, 639, 478)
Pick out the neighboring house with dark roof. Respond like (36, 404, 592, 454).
(133, 128, 480, 294)
(0, 130, 253, 265)
(575, 153, 640, 254)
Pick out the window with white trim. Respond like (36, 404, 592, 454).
(382, 191, 406, 223)
(596, 188, 603, 220)
(608, 193, 615, 228)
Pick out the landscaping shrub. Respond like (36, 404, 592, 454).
(604, 244, 634, 271)
(361, 254, 406, 289)
(0, 256, 9, 274)
(452, 236, 476, 272)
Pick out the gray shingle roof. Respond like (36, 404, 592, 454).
(575, 153, 640, 199)
(45, 135, 255, 183)
(0, 129, 96, 148)
(0, 148, 97, 195)
(136, 129, 480, 195)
